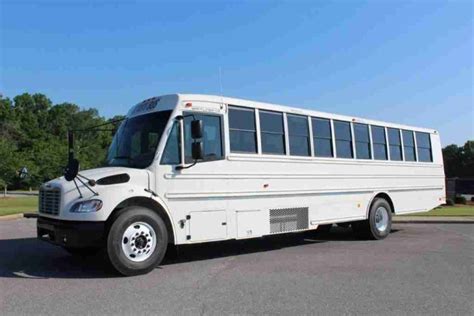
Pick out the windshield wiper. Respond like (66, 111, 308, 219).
(111, 156, 132, 161)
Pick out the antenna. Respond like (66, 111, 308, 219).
(218, 67, 225, 110)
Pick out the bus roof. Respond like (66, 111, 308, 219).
(175, 93, 437, 134)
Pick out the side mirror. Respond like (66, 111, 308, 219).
(192, 142, 204, 160)
(64, 158, 80, 181)
(191, 120, 203, 139)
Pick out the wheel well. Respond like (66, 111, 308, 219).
(372, 192, 395, 213)
(107, 197, 175, 245)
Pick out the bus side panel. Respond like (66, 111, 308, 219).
(159, 155, 444, 245)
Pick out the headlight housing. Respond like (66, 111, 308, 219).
(70, 199, 103, 213)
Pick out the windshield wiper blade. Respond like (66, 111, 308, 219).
(111, 156, 132, 161)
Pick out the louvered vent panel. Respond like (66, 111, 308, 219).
(269, 207, 308, 234)
(39, 187, 61, 215)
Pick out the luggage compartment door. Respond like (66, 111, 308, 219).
(236, 209, 265, 239)
(189, 210, 227, 242)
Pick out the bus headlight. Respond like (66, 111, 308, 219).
(70, 199, 103, 213)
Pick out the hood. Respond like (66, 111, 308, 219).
(46, 166, 150, 194)
(41, 167, 151, 217)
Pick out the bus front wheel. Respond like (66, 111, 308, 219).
(107, 206, 168, 276)
(353, 198, 392, 240)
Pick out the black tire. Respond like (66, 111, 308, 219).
(107, 207, 168, 276)
(64, 247, 101, 257)
(337, 222, 351, 228)
(354, 198, 392, 240)
(315, 224, 332, 234)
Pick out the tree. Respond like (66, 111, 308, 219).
(442, 141, 474, 178)
(0, 140, 20, 194)
(461, 141, 474, 177)
(0, 92, 117, 190)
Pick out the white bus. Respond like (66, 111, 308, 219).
(37, 94, 445, 275)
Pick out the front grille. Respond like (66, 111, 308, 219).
(270, 207, 309, 234)
(39, 187, 61, 215)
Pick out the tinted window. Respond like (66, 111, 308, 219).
(402, 130, 416, 161)
(312, 118, 333, 157)
(184, 114, 223, 163)
(354, 123, 371, 159)
(371, 126, 387, 160)
(160, 122, 181, 165)
(260, 111, 285, 155)
(229, 106, 257, 153)
(287, 114, 310, 156)
(388, 128, 402, 161)
(334, 121, 353, 158)
(416, 132, 432, 162)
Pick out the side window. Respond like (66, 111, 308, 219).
(287, 114, 310, 156)
(184, 114, 223, 163)
(354, 123, 371, 159)
(402, 130, 416, 161)
(416, 132, 433, 162)
(388, 128, 402, 161)
(228, 106, 257, 153)
(312, 117, 333, 157)
(259, 110, 285, 155)
(160, 122, 181, 165)
(334, 121, 353, 158)
(371, 126, 387, 160)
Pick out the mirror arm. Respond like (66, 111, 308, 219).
(174, 114, 202, 171)
(175, 114, 196, 121)
(72, 178, 83, 198)
(175, 160, 197, 171)
(68, 130, 75, 163)
(177, 117, 186, 170)
(75, 176, 99, 196)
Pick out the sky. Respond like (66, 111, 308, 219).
(1, 0, 472, 146)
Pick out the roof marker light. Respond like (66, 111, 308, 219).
(185, 102, 192, 108)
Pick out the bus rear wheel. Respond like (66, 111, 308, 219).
(353, 198, 392, 240)
(107, 206, 168, 276)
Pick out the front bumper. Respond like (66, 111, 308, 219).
(37, 216, 105, 248)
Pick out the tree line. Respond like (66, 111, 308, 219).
(442, 141, 474, 178)
(0, 93, 123, 190)
(0, 92, 473, 190)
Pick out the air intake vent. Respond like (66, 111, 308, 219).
(97, 173, 130, 185)
(269, 207, 308, 234)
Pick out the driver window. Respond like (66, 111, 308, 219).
(184, 114, 223, 163)
(161, 122, 181, 165)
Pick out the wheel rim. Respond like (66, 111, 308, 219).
(374, 206, 389, 232)
(121, 222, 156, 262)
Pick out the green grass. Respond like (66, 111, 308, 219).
(0, 197, 38, 216)
(403, 205, 474, 217)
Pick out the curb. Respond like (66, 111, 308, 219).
(0, 213, 24, 221)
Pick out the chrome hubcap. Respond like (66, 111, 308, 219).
(374, 206, 389, 232)
(121, 222, 156, 262)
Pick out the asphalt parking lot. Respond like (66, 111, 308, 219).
(0, 219, 472, 315)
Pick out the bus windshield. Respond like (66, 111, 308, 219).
(105, 110, 172, 169)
